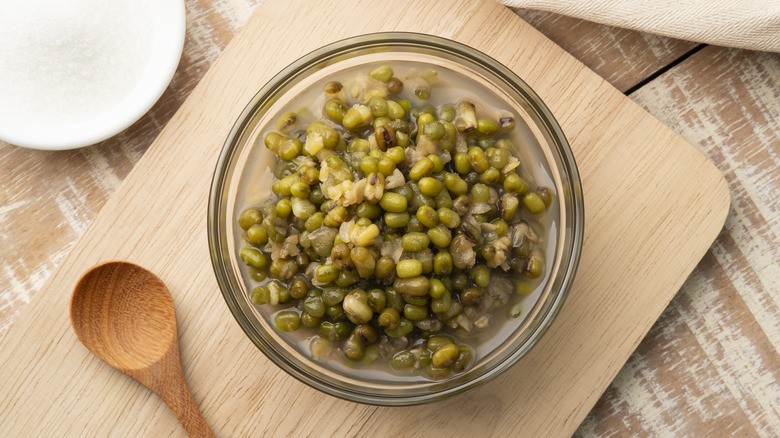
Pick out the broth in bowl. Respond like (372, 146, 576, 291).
(234, 61, 558, 381)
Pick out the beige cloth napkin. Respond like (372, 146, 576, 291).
(499, 0, 780, 52)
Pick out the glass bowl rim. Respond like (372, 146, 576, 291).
(208, 31, 584, 406)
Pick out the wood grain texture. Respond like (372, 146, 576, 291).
(3, 2, 772, 437)
(0, 0, 728, 437)
(576, 46, 780, 437)
(512, 9, 700, 92)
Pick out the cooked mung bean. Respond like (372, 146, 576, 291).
(236, 62, 556, 380)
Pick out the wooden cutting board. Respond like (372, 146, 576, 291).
(0, 0, 730, 436)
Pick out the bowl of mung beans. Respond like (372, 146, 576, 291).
(208, 32, 584, 405)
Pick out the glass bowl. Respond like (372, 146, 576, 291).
(208, 32, 583, 406)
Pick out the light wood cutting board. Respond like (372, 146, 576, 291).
(0, 0, 730, 436)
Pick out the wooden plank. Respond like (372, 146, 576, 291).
(576, 46, 780, 437)
(0, 0, 729, 437)
(512, 9, 700, 93)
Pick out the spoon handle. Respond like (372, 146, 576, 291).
(160, 378, 215, 438)
(153, 350, 215, 438)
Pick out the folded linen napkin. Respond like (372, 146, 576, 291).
(499, 0, 780, 52)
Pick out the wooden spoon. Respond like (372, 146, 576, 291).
(70, 261, 214, 438)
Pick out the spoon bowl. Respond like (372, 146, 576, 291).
(70, 261, 214, 438)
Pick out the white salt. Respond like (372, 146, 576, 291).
(0, 0, 153, 127)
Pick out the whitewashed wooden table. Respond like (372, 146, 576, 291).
(1, 2, 778, 436)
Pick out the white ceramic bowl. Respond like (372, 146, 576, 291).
(0, 0, 185, 150)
